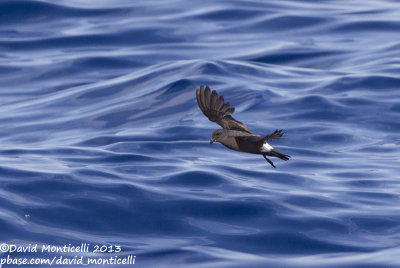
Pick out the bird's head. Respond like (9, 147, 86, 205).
(210, 129, 225, 144)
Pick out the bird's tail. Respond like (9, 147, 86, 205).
(269, 149, 290, 161)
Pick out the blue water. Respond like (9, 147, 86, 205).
(1, 0, 400, 267)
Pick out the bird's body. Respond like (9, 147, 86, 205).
(196, 85, 290, 168)
(213, 129, 266, 154)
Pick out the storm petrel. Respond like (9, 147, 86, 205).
(196, 85, 290, 168)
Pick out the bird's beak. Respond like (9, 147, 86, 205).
(210, 139, 215, 144)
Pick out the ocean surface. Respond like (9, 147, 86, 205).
(1, 0, 400, 267)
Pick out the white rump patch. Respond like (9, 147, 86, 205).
(261, 142, 274, 153)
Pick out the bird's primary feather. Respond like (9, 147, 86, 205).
(196, 85, 251, 133)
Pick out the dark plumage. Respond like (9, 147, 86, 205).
(196, 85, 290, 168)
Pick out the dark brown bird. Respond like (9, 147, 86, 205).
(196, 85, 290, 168)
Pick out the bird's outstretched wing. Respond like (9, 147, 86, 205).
(196, 85, 251, 133)
(263, 129, 285, 141)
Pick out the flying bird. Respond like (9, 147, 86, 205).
(196, 85, 290, 168)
